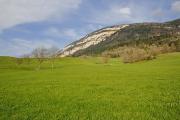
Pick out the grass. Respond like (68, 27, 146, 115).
(0, 53, 180, 120)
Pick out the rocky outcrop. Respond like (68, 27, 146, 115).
(58, 25, 129, 57)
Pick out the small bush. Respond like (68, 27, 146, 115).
(101, 53, 110, 64)
(121, 47, 153, 63)
(15, 58, 23, 67)
(148, 44, 162, 56)
(80, 55, 89, 59)
(102, 57, 109, 64)
(101, 47, 125, 58)
(169, 43, 177, 52)
(177, 40, 180, 52)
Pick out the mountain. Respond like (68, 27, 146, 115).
(57, 19, 180, 57)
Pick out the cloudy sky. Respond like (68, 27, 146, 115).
(0, 0, 180, 56)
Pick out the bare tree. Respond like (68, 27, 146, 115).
(31, 46, 59, 70)
(48, 46, 59, 71)
(32, 47, 47, 70)
(49, 54, 56, 71)
(15, 58, 23, 67)
(22, 54, 31, 64)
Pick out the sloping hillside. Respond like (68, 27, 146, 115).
(58, 25, 129, 57)
(57, 19, 180, 57)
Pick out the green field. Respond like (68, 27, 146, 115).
(0, 53, 180, 120)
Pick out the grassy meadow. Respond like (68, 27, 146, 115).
(0, 53, 180, 120)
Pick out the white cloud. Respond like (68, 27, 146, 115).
(0, 0, 82, 30)
(152, 9, 164, 17)
(44, 27, 81, 40)
(113, 7, 131, 16)
(0, 38, 59, 56)
(171, 1, 180, 12)
(88, 5, 132, 25)
(63, 29, 80, 40)
(86, 24, 103, 32)
(44, 27, 63, 38)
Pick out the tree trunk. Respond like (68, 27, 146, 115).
(38, 63, 41, 70)
(51, 62, 54, 71)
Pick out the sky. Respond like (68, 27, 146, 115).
(0, 0, 180, 56)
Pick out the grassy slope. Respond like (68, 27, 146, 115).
(0, 53, 180, 120)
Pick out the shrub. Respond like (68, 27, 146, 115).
(15, 58, 23, 67)
(121, 47, 153, 63)
(161, 44, 172, 53)
(177, 40, 180, 52)
(101, 53, 110, 64)
(148, 44, 162, 56)
(169, 43, 177, 52)
(102, 57, 109, 64)
(80, 55, 89, 59)
(101, 47, 125, 58)
(101, 42, 179, 63)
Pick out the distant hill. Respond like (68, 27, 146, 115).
(57, 19, 180, 57)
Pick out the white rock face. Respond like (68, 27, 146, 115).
(58, 25, 129, 57)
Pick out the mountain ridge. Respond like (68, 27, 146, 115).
(57, 19, 180, 57)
